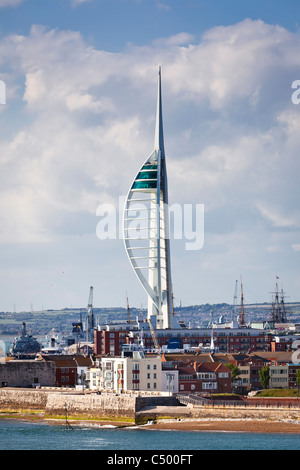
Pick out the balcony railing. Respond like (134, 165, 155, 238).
(176, 393, 300, 409)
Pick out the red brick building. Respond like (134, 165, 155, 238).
(166, 360, 232, 393)
(43, 355, 93, 387)
(95, 325, 271, 355)
(194, 362, 232, 394)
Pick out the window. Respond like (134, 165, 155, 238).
(147, 364, 150, 370)
(198, 373, 216, 380)
(147, 373, 150, 379)
(202, 382, 217, 390)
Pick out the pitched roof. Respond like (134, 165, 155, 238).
(43, 354, 93, 368)
(195, 362, 231, 373)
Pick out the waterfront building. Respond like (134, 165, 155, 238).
(89, 351, 162, 393)
(123, 68, 177, 330)
(102, 351, 161, 393)
(127, 326, 271, 354)
(94, 323, 135, 356)
(162, 354, 232, 393)
(271, 334, 296, 352)
(269, 364, 289, 389)
(43, 354, 93, 388)
(288, 363, 300, 389)
(0, 358, 55, 388)
(94, 322, 273, 355)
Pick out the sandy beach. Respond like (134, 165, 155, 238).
(1, 411, 300, 433)
(145, 418, 300, 433)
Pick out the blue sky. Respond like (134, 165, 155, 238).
(0, 0, 300, 313)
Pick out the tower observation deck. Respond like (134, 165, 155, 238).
(123, 67, 177, 330)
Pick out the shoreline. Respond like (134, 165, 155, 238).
(1, 412, 300, 433)
(144, 418, 300, 434)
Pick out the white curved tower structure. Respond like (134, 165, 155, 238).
(123, 67, 176, 329)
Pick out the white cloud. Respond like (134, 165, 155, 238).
(156, 2, 171, 11)
(256, 202, 300, 228)
(71, 0, 93, 5)
(152, 33, 195, 47)
(0, 0, 24, 7)
(0, 18, 300, 307)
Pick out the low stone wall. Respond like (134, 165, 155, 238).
(0, 389, 137, 420)
(0, 388, 49, 410)
(46, 392, 137, 419)
(186, 403, 300, 422)
(1, 389, 299, 423)
(135, 396, 181, 411)
(0, 361, 55, 388)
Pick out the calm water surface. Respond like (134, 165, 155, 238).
(0, 419, 300, 450)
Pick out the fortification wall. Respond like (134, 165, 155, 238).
(187, 404, 300, 422)
(1, 389, 299, 423)
(46, 392, 136, 419)
(0, 388, 49, 410)
(0, 389, 136, 420)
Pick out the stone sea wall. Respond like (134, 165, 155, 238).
(0, 389, 299, 423)
(0, 388, 49, 410)
(186, 403, 300, 422)
(0, 388, 137, 420)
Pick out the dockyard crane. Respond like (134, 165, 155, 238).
(126, 291, 130, 323)
(86, 286, 95, 342)
(240, 276, 245, 326)
(148, 318, 160, 351)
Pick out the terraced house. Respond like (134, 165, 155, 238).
(88, 351, 162, 392)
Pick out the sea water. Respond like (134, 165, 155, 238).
(0, 419, 299, 451)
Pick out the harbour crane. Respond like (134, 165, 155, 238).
(86, 286, 95, 342)
(240, 276, 245, 326)
(126, 291, 130, 323)
(148, 318, 160, 351)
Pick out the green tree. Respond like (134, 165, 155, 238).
(296, 370, 300, 403)
(226, 363, 241, 381)
(297, 369, 300, 388)
(259, 366, 270, 389)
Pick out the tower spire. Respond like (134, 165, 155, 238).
(154, 66, 165, 159)
(123, 67, 177, 329)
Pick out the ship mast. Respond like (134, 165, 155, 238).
(240, 276, 245, 326)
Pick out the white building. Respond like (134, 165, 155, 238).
(269, 364, 289, 389)
(88, 351, 162, 393)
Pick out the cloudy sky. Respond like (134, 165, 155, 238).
(0, 0, 299, 312)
